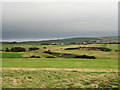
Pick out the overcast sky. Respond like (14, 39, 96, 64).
(2, 0, 118, 41)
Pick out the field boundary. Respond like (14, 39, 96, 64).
(1, 68, 119, 72)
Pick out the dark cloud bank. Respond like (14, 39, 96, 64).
(2, 2, 118, 41)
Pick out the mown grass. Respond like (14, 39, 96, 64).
(2, 70, 119, 88)
(2, 52, 23, 58)
(2, 58, 118, 70)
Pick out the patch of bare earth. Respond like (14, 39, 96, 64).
(1, 68, 119, 72)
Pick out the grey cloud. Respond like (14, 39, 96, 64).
(2, 2, 118, 41)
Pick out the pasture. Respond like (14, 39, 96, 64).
(1, 43, 119, 88)
(2, 58, 118, 70)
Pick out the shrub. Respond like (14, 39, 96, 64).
(5, 48, 10, 52)
(11, 47, 26, 52)
(46, 56, 55, 58)
(30, 56, 41, 58)
(29, 47, 39, 51)
(74, 55, 96, 59)
(43, 47, 47, 49)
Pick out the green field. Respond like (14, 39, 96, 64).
(2, 52, 23, 58)
(2, 44, 119, 69)
(2, 43, 119, 88)
(2, 58, 118, 70)
(2, 44, 119, 59)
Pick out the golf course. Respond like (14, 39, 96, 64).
(1, 38, 119, 88)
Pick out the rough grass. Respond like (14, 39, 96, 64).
(2, 70, 119, 88)
(2, 44, 119, 50)
(2, 44, 119, 60)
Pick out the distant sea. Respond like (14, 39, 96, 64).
(2, 37, 73, 42)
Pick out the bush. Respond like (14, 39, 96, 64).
(46, 56, 55, 58)
(43, 47, 47, 49)
(29, 47, 39, 51)
(41, 43, 50, 45)
(74, 55, 96, 59)
(11, 47, 26, 52)
(30, 56, 41, 58)
(5, 48, 10, 52)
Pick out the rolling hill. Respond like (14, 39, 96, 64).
(2, 36, 118, 45)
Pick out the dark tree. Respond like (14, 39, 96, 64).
(10, 41, 18, 44)
(70, 42, 76, 44)
(11, 47, 26, 52)
(5, 48, 10, 52)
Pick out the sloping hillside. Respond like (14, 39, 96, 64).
(2, 36, 118, 45)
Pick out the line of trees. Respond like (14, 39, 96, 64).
(5, 47, 41, 52)
(5, 47, 26, 52)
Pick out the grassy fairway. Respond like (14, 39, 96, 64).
(2, 52, 23, 58)
(2, 70, 119, 88)
(2, 58, 118, 70)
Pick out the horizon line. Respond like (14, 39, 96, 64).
(1, 35, 118, 42)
